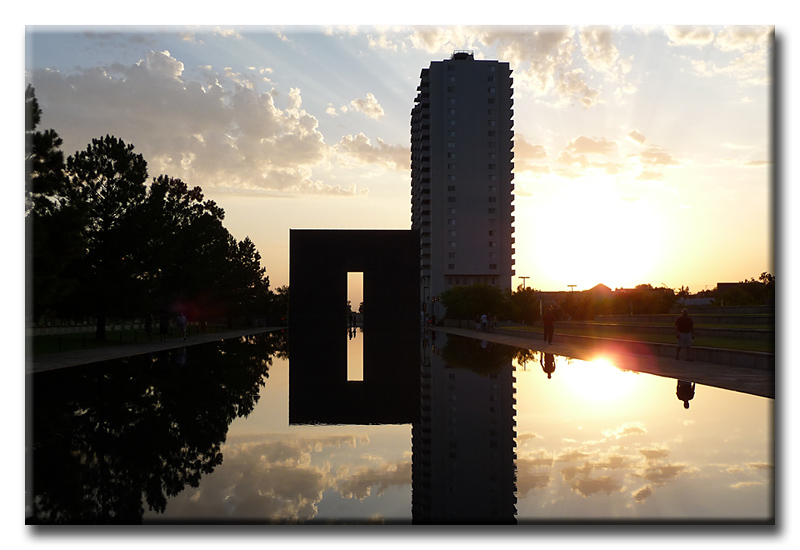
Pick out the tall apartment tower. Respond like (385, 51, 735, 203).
(411, 51, 515, 320)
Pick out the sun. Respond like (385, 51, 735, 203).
(561, 357, 639, 405)
(516, 177, 665, 290)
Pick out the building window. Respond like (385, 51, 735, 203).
(489, 185, 497, 192)
(448, 230, 456, 236)
(488, 153, 497, 159)
(488, 197, 497, 203)
(488, 164, 496, 169)
(448, 241, 456, 248)
(447, 152, 456, 159)
(448, 196, 456, 203)
(488, 76, 496, 82)
(488, 98, 495, 104)
(488, 131, 496, 137)
(449, 76, 456, 82)
(448, 163, 456, 169)
(488, 109, 495, 115)
(489, 175, 497, 181)
(448, 263, 455, 270)
(488, 208, 496, 213)
(447, 108, 456, 115)
(489, 218, 497, 224)
(448, 208, 457, 214)
(447, 87, 455, 92)
(448, 175, 456, 181)
(448, 252, 456, 258)
(447, 219, 456, 225)
(488, 120, 496, 126)
(489, 241, 496, 247)
(489, 263, 497, 270)
(488, 230, 494, 236)
(447, 64, 454, 70)
(447, 142, 456, 148)
(448, 130, 456, 137)
(448, 119, 456, 126)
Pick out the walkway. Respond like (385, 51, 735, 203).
(433, 326, 775, 399)
(27, 327, 283, 375)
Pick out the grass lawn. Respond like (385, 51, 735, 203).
(28, 324, 239, 357)
(505, 325, 774, 354)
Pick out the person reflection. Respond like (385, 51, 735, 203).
(676, 380, 695, 409)
(540, 352, 556, 379)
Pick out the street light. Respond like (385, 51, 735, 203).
(519, 276, 529, 290)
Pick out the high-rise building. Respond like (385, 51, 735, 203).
(411, 51, 516, 320)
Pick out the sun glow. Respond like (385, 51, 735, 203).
(561, 357, 639, 405)
(515, 177, 666, 291)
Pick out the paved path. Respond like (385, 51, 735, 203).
(27, 327, 283, 375)
(433, 326, 775, 399)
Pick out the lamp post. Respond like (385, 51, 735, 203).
(519, 276, 529, 290)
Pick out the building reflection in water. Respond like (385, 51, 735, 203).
(412, 333, 517, 524)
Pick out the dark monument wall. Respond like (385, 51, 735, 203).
(289, 229, 420, 425)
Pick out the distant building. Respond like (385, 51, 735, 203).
(411, 51, 516, 320)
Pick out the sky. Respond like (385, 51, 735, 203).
(23, 21, 776, 294)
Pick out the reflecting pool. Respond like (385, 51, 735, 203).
(26, 329, 773, 524)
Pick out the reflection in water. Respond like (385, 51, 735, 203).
(541, 353, 556, 379)
(27, 329, 773, 524)
(676, 380, 696, 409)
(27, 331, 288, 524)
(412, 334, 518, 524)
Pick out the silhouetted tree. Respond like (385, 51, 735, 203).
(440, 283, 511, 320)
(29, 331, 288, 524)
(64, 135, 149, 339)
(25, 85, 84, 322)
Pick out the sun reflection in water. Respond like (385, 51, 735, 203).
(561, 357, 639, 405)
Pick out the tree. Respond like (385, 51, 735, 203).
(439, 283, 511, 320)
(64, 135, 149, 339)
(509, 286, 540, 325)
(25, 85, 84, 322)
(137, 175, 231, 323)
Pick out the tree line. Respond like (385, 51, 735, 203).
(439, 274, 775, 324)
(25, 85, 288, 339)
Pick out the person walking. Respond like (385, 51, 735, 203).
(542, 306, 556, 344)
(176, 312, 187, 341)
(675, 308, 695, 361)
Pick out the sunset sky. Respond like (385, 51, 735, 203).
(24, 20, 776, 295)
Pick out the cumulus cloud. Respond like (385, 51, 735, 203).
(567, 135, 617, 155)
(627, 130, 647, 145)
(632, 485, 653, 503)
(665, 26, 716, 46)
(334, 133, 409, 170)
(639, 145, 679, 166)
(601, 422, 647, 440)
(27, 50, 385, 196)
(346, 93, 386, 120)
(144, 434, 411, 522)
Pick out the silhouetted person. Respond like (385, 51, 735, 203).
(480, 313, 488, 332)
(176, 312, 187, 340)
(541, 352, 556, 379)
(542, 307, 556, 344)
(676, 380, 695, 409)
(144, 314, 153, 343)
(159, 313, 169, 342)
(675, 308, 695, 361)
(475, 315, 481, 331)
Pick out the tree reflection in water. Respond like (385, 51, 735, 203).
(27, 330, 288, 524)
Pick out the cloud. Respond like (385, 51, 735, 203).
(601, 422, 647, 440)
(334, 133, 409, 170)
(636, 464, 696, 486)
(28, 50, 383, 196)
(639, 448, 670, 460)
(579, 27, 619, 74)
(347, 93, 386, 120)
(639, 145, 678, 166)
(570, 475, 624, 497)
(632, 485, 653, 503)
(567, 135, 617, 155)
(665, 26, 716, 47)
(627, 130, 647, 145)
(714, 26, 774, 53)
(335, 460, 411, 500)
(143, 433, 411, 522)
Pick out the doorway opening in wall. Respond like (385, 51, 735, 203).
(347, 271, 363, 382)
